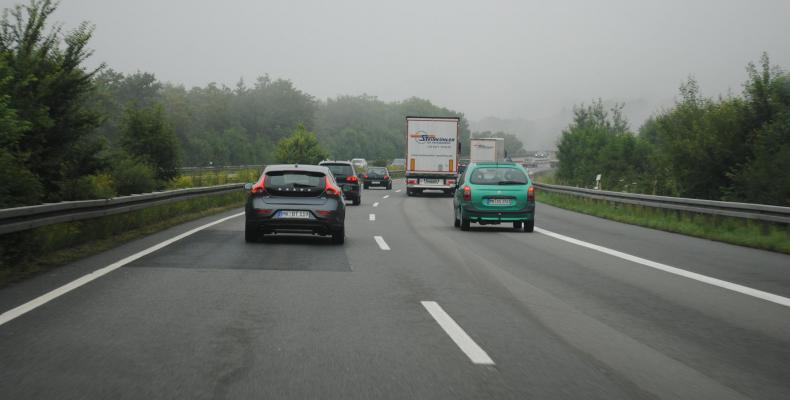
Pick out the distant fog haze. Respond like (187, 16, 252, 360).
(7, 0, 788, 134)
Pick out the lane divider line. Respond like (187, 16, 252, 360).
(383, 195, 390, 199)
(395, 189, 402, 193)
(369, 214, 376, 221)
(374, 236, 390, 251)
(421, 301, 495, 365)
(535, 227, 790, 308)
(373, 202, 379, 208)
(0, 212, 246, 327)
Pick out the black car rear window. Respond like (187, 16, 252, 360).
(265, 171, 326, 191)
(469, 167, 528, 185)
(368, 168, 387, 176)
(323, 164, 354, 177)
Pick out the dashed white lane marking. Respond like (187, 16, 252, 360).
(383, 195, 390, 199)
(395, 189, 402, 193)
(421, 301, 495, 365)
(373, 202, 379, 208)
(535, 227, 790, 308)
(374, 236, 390, 250)
(369, 214, 376, 221)
(0, 212, 246, 327)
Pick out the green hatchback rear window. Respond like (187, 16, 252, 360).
(469, 167, 528, 185)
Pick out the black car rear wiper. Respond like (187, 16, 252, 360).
(497, 181, 527, 185)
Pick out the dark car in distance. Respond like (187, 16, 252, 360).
(362, 167, 392, 190)
(245, 164, 346, 244)
(319, 160, 362, 205)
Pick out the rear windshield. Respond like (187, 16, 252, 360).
(265, 171, 326, 192)
(323, 164, 354, 177)
(469, 167, 528, 185)
(368, 167, 388, 176)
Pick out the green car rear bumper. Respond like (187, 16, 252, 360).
(461, 204, 535, 222)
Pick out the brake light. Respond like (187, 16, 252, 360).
(446, 179, 455, 185)
(346, 175, 358, 183)
(383, 175, 389, 180)
(317, 210, 334, 216)
(463, 186, 471, 201)
(364, 174, 369, 179)
(255, 209, 274, 215)
(251, 175, 267, 194)
(324, 176, 342, 198)
(528, 186, 535, 202)
(407, 179, 417, 185)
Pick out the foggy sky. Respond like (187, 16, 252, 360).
(6, 0, 790, 121)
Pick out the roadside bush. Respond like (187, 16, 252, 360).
(111, 157, 157, 195)
(60, 173, 116, 200)
(0, 149, 43, 207)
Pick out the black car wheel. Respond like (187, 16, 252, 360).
(524, 219, 534, 232)
(352, 196, 361, 205)
(332, 227, 345, 244)
(245, 223, 259, 243)
(461, 216, 471, 231)
(454, 209, 461, 228)
(364, 184, 369, 189)
(513, 221, 523, 230)
(387, 183, 392, 190)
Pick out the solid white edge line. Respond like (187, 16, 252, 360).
(421, 301, 495, 365)
(535, 227, 790, 308)
(374, 235, 390, 250)
(383, 195, 390, 199)
(369, 214, 376, 221)
(373, 202, 379, 207)
(0, 212, 245, 326)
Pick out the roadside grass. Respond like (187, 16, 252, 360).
(0, 191, 245, 287)
(169, 168, 262, 189)
(536, 190, 790, 254)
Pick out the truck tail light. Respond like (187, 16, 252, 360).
(528, 186, 535, 202)
(446, 179, 455, 185)
(407, 179, 417, 185)
(463, 186, 471, 201)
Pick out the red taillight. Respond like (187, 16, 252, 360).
(346, 175, 358, 183)
(446, 179, 455, 185)
(528, 186, 535, 202)
(324, 176, 342, 198)
(364, 174, 369, 179)
(317, 210, 334, 216)
(255, 209, 274, 215)
(407, 179, 417, 185)
(251, 175, 267, 194)
(383, 175, 389, 180)
(463, 186, 471, 201)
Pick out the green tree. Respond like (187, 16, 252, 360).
(121, 103, 180, 182)
(0, 0, 104, 200)
(273, 125, 328, 164)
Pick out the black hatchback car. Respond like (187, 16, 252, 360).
(244, 165, 345, 244)
(362, 167, 392, 190)
(319, 160, 362, 205)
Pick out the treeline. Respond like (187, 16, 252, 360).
(556, 54, 790, 206)
(0, 0, 471, 208)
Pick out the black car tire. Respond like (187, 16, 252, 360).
(461, 216, 471, 231)
(524, 219, 534, 232)
(513, 221, 523, 230)
(332, 227, 345, 244)
(387, 183, 392, 190)
(406, 189, 413, 197)
(364, 184, 369, 189)
(245, 223, 259, 243)
(454, 209, 461, 228)
(352, 196, 361, 205)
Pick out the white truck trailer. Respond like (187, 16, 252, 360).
(470, 138, 505, 163)
(405, 116, 460, 196)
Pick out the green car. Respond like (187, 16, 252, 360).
(453, 162, 535, 232)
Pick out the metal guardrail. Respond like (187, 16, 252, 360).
(0, 184, 244, 235)
(534, 182, 790, 224)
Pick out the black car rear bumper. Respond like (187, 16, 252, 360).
(246, 213, 344, 235)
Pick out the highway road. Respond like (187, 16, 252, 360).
(1, 179, 789, 399)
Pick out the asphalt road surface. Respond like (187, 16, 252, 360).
(1, 179, 789, 399)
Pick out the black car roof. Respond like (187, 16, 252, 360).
(264, 164, 329, 173)
(319, 160, 353, 165)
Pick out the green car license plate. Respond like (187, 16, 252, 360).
(487, 199, 512, 206)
